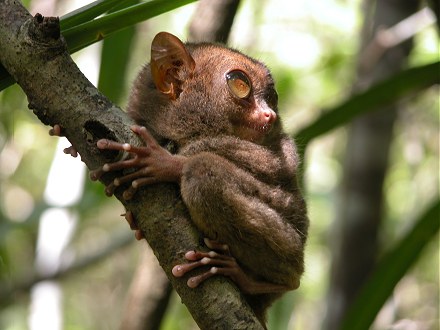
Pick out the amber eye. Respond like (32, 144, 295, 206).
(226, 70, 251, 99)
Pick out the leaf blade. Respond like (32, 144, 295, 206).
(294, 61, 440, 146)
(62, 0, 197, 53)
(340, 200, 440, 330)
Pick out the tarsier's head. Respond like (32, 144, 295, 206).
(149, 32, 280, 144)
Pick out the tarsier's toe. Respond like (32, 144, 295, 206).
(49, 124, 62, 136)
(204, 238, 230, 254)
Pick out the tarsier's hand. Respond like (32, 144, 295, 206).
(49, 124, 78, 157)
(90, 125, 186, 200)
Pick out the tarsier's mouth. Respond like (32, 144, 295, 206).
(234, 122, 273, 142)
(246, 122, 272, 133)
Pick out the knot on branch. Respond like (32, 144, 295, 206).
(20, 13, 66, 57)
(33, 13, 60, 40)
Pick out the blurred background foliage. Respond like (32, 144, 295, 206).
(0, 0, 438, 329)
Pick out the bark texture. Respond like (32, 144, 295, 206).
(0, 1, 263, 328)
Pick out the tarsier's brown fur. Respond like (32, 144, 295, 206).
(121, 33, 308, 323)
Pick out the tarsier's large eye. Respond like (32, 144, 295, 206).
(226, 70, 252, 99)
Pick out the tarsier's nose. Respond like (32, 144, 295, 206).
(260, 102, 277, 125)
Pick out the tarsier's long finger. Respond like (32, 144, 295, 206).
(49, 124, 62, 136)
(97, 139, 130, 152)
(134, 230, 144, 240)
(101, 158, 141, 173)
(121, 176, 159, 200)
(97, 138, 151, 158)
(122, 211, 144, 240)
(89, 168, 105, 181)
(131, 125, 158, 147)
(63, 145, 78, 158)
(172, 258, 207, 278)
(124, 211, 137, 229)
(49, 125, 78, 157)
(187, 270, 219, 288)
(117, 143, 150, 156)
(104, 182, 117, 196)
(184, 250, 234, 262)
(112, 168, 151, 187)
(132, 177, 159, 188)
(122, 185, 137, 200)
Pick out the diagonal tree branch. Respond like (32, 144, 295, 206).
(0, 1, 263, 328)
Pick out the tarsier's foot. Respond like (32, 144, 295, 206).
(172, 238, 293, 295)
(172, 238, 238, 288)
(49, 124, 78, 157)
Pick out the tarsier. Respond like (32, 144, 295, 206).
(54, 32, 308, 325)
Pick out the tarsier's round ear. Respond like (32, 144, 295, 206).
(150, 32, 196, 100)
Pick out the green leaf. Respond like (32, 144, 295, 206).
(294, 61, 440, 149)
(62, 0, 197, 53)
(97, 0, 138, 103)
(340, 200, 440, 330)
(60, 0, 136, 30)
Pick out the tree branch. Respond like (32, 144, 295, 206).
(0, 1, 263, 328)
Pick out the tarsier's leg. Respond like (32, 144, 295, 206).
(178, 153, 303, 293)
(124, 211, 290, 294)
(172, 238, 291, 295)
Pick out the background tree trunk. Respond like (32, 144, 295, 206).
(324, 0, 420, 329)
(120, 245, 172, 330)
(188, 0, 241, 43)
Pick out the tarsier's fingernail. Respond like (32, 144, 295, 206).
(185, 250, 196, 259)
(96, 139, 106, 148)
(135, 230, 143, 241)
(172, 265, 182, 275)
(188, 278, 196, 287)
(123, 191, 133, 200)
